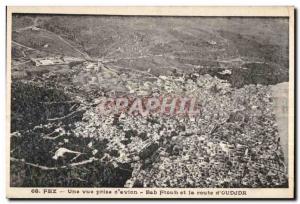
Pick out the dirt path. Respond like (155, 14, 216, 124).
(12, 41, 36, 51)
(14, 17, 91, 60)
(37, 27, 91, 60)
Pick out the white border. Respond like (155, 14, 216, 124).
(1, 1, 298, 203)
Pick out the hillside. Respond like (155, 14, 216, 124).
(12, 15, 289, 84)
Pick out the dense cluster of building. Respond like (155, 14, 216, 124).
(11, 54, 288, 187)
(70, 72, 287, 188)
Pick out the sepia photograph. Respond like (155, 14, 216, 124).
(6, 6, 295, 199)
